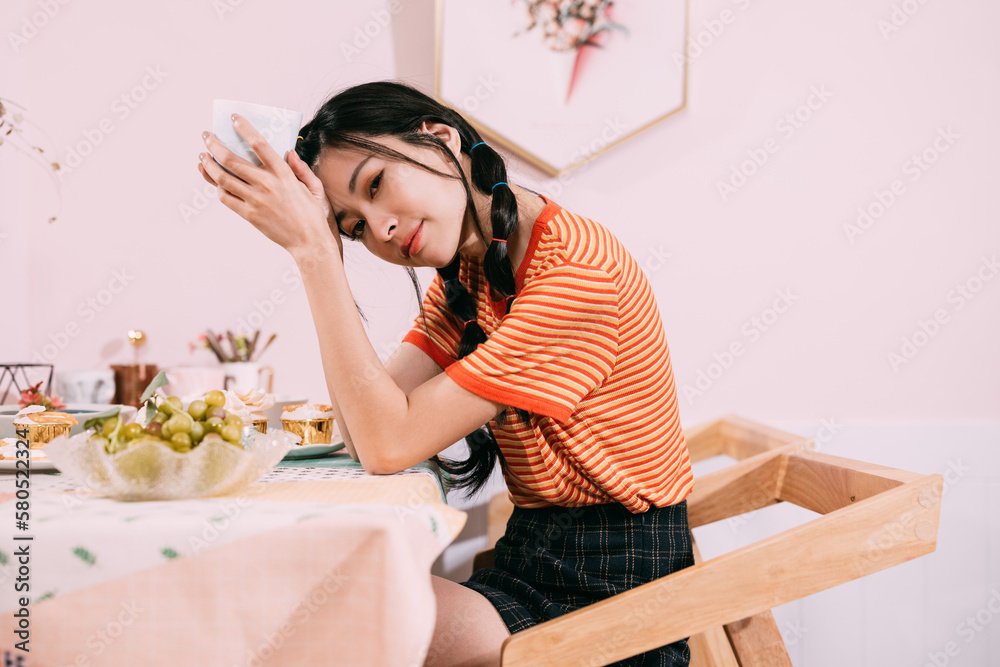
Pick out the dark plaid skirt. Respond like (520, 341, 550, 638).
(462, 500, 694, 667)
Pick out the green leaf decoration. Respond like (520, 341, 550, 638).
(139, 371, 169, 423)
(72, 547, 96, 566)
(161, 548, 179, 559)
(83, 406, 122, 432)
(0, 549, 8, 566)
(34, 591, 55, 604)
(138, 370, 169, 405)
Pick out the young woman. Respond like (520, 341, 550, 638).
(198, 81, 695, 667)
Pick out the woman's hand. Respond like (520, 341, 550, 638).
(197, 114, 343, 259)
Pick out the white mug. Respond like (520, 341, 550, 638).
(221, 362, 274, 393)
(55, 369, 115, 404)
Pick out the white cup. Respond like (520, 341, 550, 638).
(55, 369, 115, 404)
(212, 99, 303, 166)
(220, 362, 274, 394)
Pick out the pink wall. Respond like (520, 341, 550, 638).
(1, 0, 996, 422)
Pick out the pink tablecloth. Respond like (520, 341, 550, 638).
(0, 470, 466, 666)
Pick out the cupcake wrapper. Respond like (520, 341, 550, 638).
(17, 423, 73, 449)
(281, 418, 333, 445)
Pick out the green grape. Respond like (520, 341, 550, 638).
(123, 423, 144, 441)
(144, 421, 164, 438)
(89, 434, 110, 451)
(170, 432, 192, 451)
(152, 411, 169, 424)
(189, 421, 205, 443)
(206, 406, 227, 421)
(166, 396, 183, 412)
(187, 399, 208, 421)
(205, 417, 224, 433)
(223, 413, 244, 428)
(166, 413, 192, 434)
(101, 417, 119, 436)
(221, 424, 241, 443)
(205, 390, 226, 407)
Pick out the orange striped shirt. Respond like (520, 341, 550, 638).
(402, 197, 693, 513)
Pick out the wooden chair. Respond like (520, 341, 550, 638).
(471, 414, 943, 666)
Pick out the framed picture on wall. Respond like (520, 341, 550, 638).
(434, 0, 689, 176)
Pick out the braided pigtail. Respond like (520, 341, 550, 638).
(468, 141, 518, 310)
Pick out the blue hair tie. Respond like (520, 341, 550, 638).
(443, 278, 456, 284)
(469, 142, 486, 153)
(491, 181, 508, 192)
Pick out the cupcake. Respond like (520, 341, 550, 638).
(13, 406, 78, 449)
(221, 388, 274, 433)
(281, 404, 336, 445)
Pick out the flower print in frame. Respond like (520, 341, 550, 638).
(435, 0, 689, 176)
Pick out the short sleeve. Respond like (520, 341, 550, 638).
(445, 262, 620, 424)
(401, 273, 462, 369)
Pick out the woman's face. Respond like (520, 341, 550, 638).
(314, 125, 475, 269)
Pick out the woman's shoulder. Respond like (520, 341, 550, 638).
(535, 203, 625, 273)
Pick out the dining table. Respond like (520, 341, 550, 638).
(0, 450, 466, 667)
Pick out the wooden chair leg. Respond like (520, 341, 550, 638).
(689, 538, 740, 667)
(724, 612, 793, 667)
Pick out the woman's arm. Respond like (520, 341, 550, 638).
(293, 245, 506, 473)
(336, 341, 444, 462)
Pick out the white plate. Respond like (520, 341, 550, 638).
(0, 440, 58, 472)
(282, 441, 346, 460)
(0, 403, 136, 439)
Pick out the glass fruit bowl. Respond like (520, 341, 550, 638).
(44, 427, 299, 501)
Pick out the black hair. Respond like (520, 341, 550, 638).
(295, 80, 531, 496)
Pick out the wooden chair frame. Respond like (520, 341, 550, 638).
(471, 414, 942, 666)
